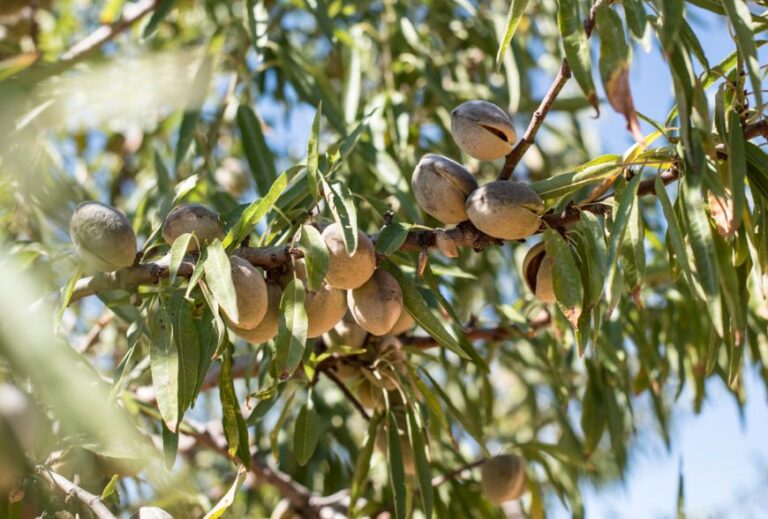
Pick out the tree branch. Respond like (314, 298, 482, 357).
(59, 0, 157, 65)
(498, 0, 606, 181)
(35, 466, 116, 519)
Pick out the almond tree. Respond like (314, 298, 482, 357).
(0, 0, 766, 517)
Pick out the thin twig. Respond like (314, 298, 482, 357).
(498, 0, 607, 181)
(320, 366, 372, 421)
(431, 459, 486, 488)
(406, 310, 551, 349)
(35, 466, 116, 519)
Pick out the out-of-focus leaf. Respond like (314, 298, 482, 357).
(350, 412, 382, 513)
(387, 412, 407, 519)
(496, 0, 531, 71)
(558, 0, 599, 111)
(306, 104, 322, 201)
(657, 0, 684, 54)
(274, 280, 308, 380)
(203, 465, 247, 519)
(623, 0, 647, 39)
(150, 307, 179, 431)
(581, 364, 606, 455)
(293, 395, 321, 466)
(596, 5, 643, 142)
(406, 407, 433, 518)
(544, 229, 583, 328)
(680, 18, 710, 71)
(298, 225, 329, 293)
(0, 53, 37, 82)
(745, 142, 768, 202)
(321, 177, 358, 255)
(236, 104, 277, 194)
(175, 110, 199, 169)
(143, 0, 178, 38)
(676, 463, 685, 519)
(375, 222, 410, 254)
(721, 0, 763, 109)
(381, 260, 469, 359)
(161, 423, 178, 470)
(203, 240, 238, 322)
(270, 389, 297, 463)
(420, 368, 489, 455)
(224, 169, 289, 249)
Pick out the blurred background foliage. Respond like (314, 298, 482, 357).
(0, 0, 767, 517)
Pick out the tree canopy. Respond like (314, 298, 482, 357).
(0, 0, 767, 517)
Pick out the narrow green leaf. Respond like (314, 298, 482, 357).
(596, 5, 642, 141)
(655, 176, 695, 289)
(375, 222, 410, 254)
(746, 142, 768, 202)
(406, 408, 433, 518)
(619, 192, 645, 292)
(657, 0, 684, 54)
(224, 169, 289, 249)
(203, 465, 248, 519)
(721, 0, 763, 109)
(727, 110, 746, 229)
(530, 159, 621, 199)
(543, 229, 583, 328)
(420, 368, 489, 455)
(168, 232, 193, 284)
(219, 344, 251, 467)
(558, 0, 599, 111)
(581, 364, 606, 455)
(274, 280, 308, 380)
(387, 412, 407, 519)
(154, 149, 172, 196)
(56, 266, 82, 326)
(605, 174, 642, 302)
(161, 422, 178, 470)
(380, 260, 469, 359)
(150, 307, 179, 431)
(203, 240, 238, 322)
(682, 179, 724, 336)
(194, 302, 224, 394)
(495, 0, 531, 71)
(298, 225, 329, 293)
(321, 177, 358, 255)
(236, 104, 277, 194)
(143, 0, 178, 38)
(350, 412, 382, 513)
(293, 395, 321, 466)
(622, 0, 648, 39)
(270, 388, 297, 463)
(306, 104, 322, 201)
(175, 110, 199, 169)
(712, 232, 745, 342)
(168, 290, 200, 414)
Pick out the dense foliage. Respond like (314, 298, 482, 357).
(0, 0, 767, 517)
